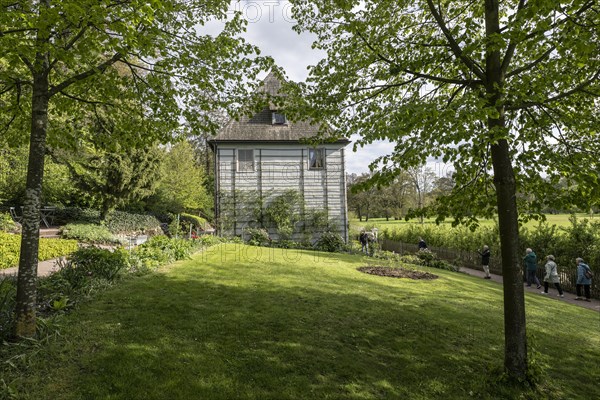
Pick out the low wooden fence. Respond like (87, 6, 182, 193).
(381, 239, 598, 300)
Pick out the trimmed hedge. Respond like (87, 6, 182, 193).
(381, 215, 600, 274)
(0, 232, 78, 270)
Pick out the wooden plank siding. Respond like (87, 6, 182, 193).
(214, 143, 348, 242)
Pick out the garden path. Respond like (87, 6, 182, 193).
(460, 266, 600, 312)
(0, 258, 59, 278)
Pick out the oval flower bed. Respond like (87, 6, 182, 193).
(358, 266, 438, 280)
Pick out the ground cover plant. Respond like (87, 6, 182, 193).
(60, 223, 123, 245)
(0, 232, 78, 270)
(1, 244, 597, 399)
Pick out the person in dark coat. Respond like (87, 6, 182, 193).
(359, 230, 369, 254)
(478, 245, 491, 279)
(418, 237, 427, 250)
(524, 248, 541, 289)
(575, 257, 593, 302)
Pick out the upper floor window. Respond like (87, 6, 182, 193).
(309, 148, 325, 170)
(237, 149, 254, 172)
(272, 112, 287, 125)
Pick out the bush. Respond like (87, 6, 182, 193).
(104, 210, 162, 235)
(60, 224, 123, 244)
(244, 228, 270, 246)
(0, 276, 17, 340)
(195, 235, 224, 247)
(69, 247, 129, 281)
(415, 250, 460, 272)
(314, 231, 346, 253)
(180, 213, 208, 228)
(37, 248, 129, 313)
(53, 207, 101, 225)
(0, 212, 19, 233)
(137, 235, 197, 262)
(0, 232, 78, 270)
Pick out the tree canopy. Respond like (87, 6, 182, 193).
(288, 0, 599, 380)
(0, 0, 268, 338)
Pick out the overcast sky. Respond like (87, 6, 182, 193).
(206, 0, 390, 175)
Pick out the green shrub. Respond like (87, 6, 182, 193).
(0, 232, 78, 270)
(0, 276, 17, 340)
(0, 212, 19, 233)
(128, 246, 169, 274)
(138, 235, 196, 262)
(195, 235, 224, 247)
(244, 228, 270, 246)
(37, 248, 128, 313)
(61, 224, 123, 244)
(415, 250, 460, 272)
(104, 210, 162, 235)
(314, 231, 346, 253)
(69, 247, 129, 281)
(53, 207, 101, 225)
(180, 213, 208, 228)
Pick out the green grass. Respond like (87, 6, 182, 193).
(2, 244, 599, 399)
(351, 213, 594, 231)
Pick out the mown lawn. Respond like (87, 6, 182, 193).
(351, 213, 594, 231)
(2, 244, 599, 399)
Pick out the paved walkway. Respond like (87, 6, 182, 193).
(0, 258, 62, 278)
(460, 266, 600, 312)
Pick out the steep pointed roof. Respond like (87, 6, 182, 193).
(209, 72, 349, 144)
(259, 70, 282, 98)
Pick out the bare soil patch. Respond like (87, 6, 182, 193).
(358, 266, 438, 280)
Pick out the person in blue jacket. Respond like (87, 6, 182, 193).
(523, 248, 541, 289)
(575, 257, 593, 302)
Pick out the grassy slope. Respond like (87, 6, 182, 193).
(4, 244, 599, 400)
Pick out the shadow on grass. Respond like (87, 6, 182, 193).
(8, 246, 600, 400)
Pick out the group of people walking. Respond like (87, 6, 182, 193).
(478, 245, 594, 302)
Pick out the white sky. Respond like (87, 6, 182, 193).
(205, 0, 387, 175)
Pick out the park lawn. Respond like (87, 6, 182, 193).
(2, 244, 599, 400)
(351, 213, 594, 231)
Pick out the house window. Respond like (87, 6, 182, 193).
(309, 148, 325, 170)
(237, 149, 254, 172)
(272, 112, 287, 125)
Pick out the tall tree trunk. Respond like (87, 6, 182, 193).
(15, 72, 49, 338)
(485, 0, 527, 379)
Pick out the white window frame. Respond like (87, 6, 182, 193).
(308, 148, 325, 170)
(237, 149, 255, 172)
(272, 112, 287, 125)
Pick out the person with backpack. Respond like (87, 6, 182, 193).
(575, 257, 593, 302)
(540, 255, 564, 297)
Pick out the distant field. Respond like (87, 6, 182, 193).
(350, 214, 596, 231)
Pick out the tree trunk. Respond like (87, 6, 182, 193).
(15, 72, 50, 338)
(485, 0, 527, 380)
